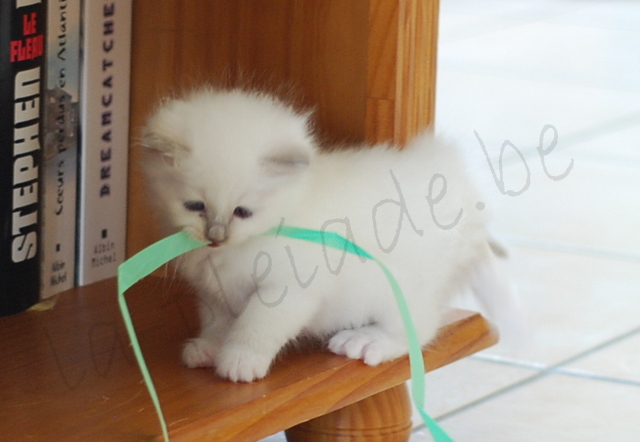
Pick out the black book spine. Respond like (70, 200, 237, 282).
(0, 0, 46, 316)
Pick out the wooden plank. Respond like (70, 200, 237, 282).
(127, 1, 440, 258)
(397, 0, 439, 143)
(0, 276, 496, 441)
(128, 0, 372, 258)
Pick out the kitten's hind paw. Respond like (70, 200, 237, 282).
(182, 338, 218, 368)
(328, 327, 406, 366)
(215, 345, 273, 383)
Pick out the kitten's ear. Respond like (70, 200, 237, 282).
(261, 148, 311, 176)
(139, 129, 190, 166)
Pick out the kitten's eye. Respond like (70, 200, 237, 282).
(233, 206, 253, 219)
(184, 200, 205, 212)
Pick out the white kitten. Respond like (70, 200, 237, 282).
(141, 88, 508, 382)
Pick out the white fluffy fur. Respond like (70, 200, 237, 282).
(142, 88, 508, 382)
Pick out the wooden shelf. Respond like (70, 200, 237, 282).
(0, 276, 496, 440)
(0, 2, 502, 440)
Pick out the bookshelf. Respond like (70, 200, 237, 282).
(126, 0, 439, 257)
(1, 3, 502, 440)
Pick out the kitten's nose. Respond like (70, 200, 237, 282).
(207, 221, 228, 244)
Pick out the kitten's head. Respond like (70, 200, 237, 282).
(141, 88, 316, 246)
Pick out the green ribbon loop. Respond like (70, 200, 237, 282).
(117, 228, 454, 442)
(264, 226, 454, 442)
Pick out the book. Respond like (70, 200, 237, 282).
(77, 0, 132, 286)
(42, 0, 81, 298)
(0, 0, 47, 316)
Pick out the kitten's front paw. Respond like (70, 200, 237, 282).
(328, 327, 405, 366)
(216, 345, 273, 383)
(182, 338, 218, 368)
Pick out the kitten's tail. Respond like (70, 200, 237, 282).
(468, 239, 529, 347)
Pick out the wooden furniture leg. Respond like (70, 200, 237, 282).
(286, 383, 412, 442)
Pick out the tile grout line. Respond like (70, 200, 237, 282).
(541, 324, 640, 372)
(502, 234, 640, 263)
(551, 368, 640, 388)
(411, 324, 640, 431)
(438, 62, 640, 95)
(417, 370, 549, 429)
(555, 110, 640, 148)
(471, 354, 640, 388)
(496, 108, 640, 169)
(470, 353, 547, 370)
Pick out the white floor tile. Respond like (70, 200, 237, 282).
(454, 247, 640, 367)
(414, 375, 640, 442)
(440, 0, 587, 24)
(483, 155, 640, 255)
(414, 358, 538, 424)
(438, 20, 640, 92)
(549, 1, 640, 33)
(435, 70, 640, 172)
(438, 12, 525, 44)
(559, 122, 640, 165)
(562, 331, 640, 384)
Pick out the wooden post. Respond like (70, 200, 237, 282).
(366, 0, 439, 145)
(127, 5, 440, 437)
(128, 0, 439, 257)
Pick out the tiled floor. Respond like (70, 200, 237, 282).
(419, 0, 640, 440)
(264, 1, 640, 440)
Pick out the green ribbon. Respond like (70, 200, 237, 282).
(117, 231, 208, 442)
(264, 226, 453, 441)
(117, 228, 454, 442)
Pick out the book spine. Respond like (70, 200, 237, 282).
(77, 0, 131, 286)
(0, 0, 46, 316)
(42, 0, 81, 298)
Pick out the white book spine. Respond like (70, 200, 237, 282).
(77, 0, 132, 286)
(42, 0, 82, 298)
